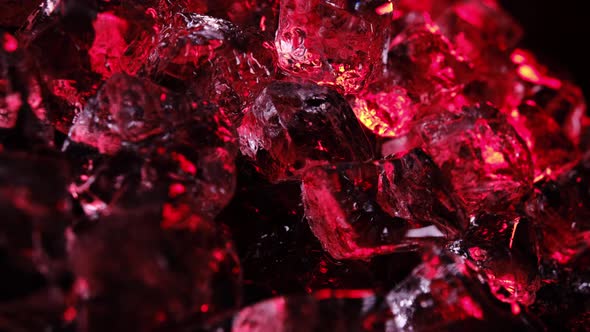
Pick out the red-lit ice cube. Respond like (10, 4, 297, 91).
(386, 247, 540, 330)
(509, 49, 588, 146)
(206, 0, 281, 39)
(456, 213, 540, 307)
(436, 0, 522, 65)
(508, 101, 579, 181)
(410, 103, 534, 215)
(351, 85, 416, 138)
(68, 104, 237, 221)
(19, 0, 158, 133)
(238, 81, 373, 182)
(302, 149, 465, 260)
(160, 0, 280, 37)
(274, 0, 391, 94)
(453, 49, 587, 181)
(68, 74, 165, 154)
(385, 15, 470, 101)
(146, 13, 274, 123)
(353, 13, 471, 138)
(527, 158, 590, 266)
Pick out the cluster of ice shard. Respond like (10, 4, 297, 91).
(1, 0, 588, 330)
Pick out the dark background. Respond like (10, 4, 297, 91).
(501, 0, 590, 101)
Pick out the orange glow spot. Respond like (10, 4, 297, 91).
(511, 53, 525, 64)
(510, 49, 530, 64)
(353, 89, 414, 138)
(63, 307, 77, 322)
(511, 49, 562, 89)
(534, 168, 554, 183)
(509, 218, 520, 249)
(517, 65, 541, 83)
(426, 23, 440, 34)
(375, 2, 393, 15)
(482, 147, 505, 165)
